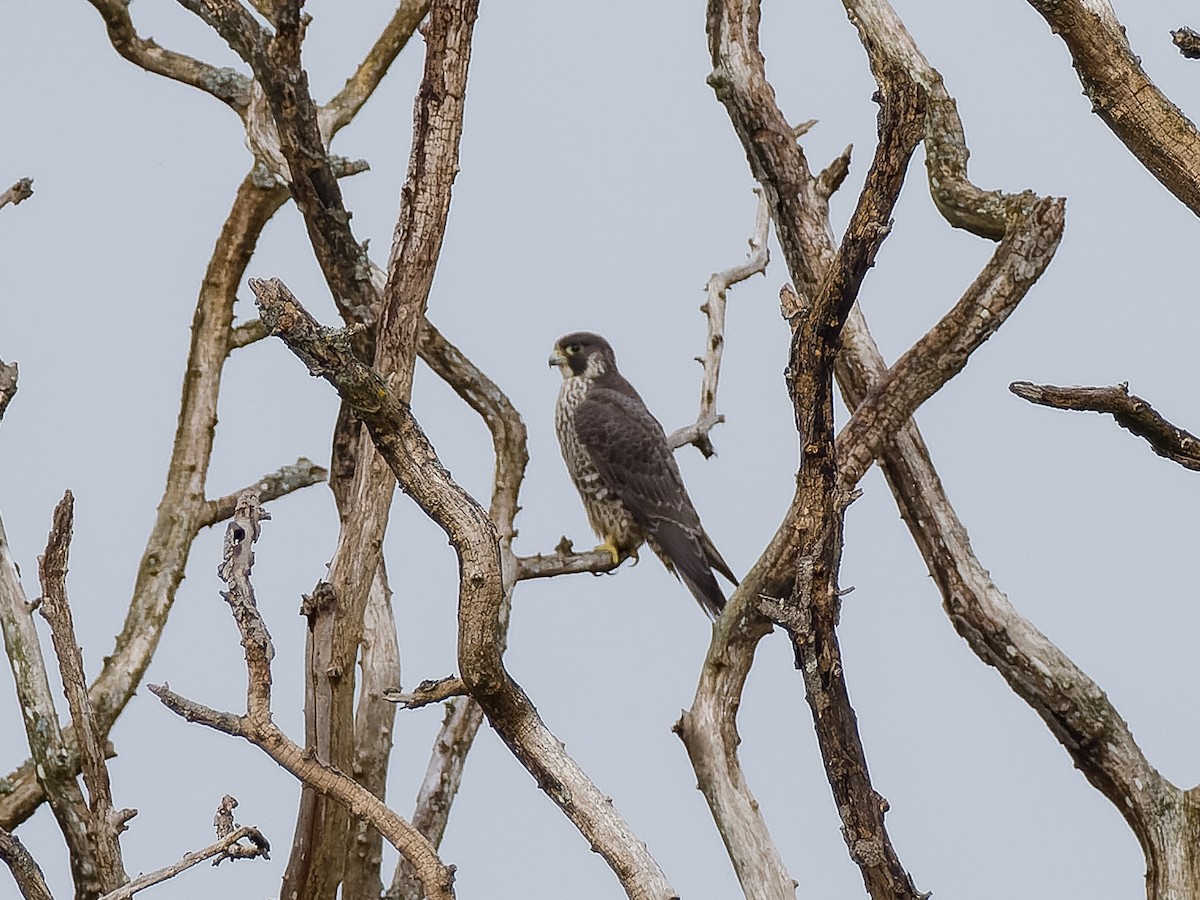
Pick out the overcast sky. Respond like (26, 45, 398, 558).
(3, 2, 1199, 898)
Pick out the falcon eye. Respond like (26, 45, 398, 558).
(566, 343, 581, 355)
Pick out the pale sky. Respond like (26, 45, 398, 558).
(2, 2, 1199, 898)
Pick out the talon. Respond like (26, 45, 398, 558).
(595, 538, 621, 567)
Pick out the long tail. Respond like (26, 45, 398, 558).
(650, 520, 728, 619)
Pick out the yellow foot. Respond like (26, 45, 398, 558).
(593, 540, 639, 567)
(594, 539, 621, 567)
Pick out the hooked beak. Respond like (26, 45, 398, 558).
(548, 348, 567, 368)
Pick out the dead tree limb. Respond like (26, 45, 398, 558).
(0, 826, 52, 900)
(669, 189, 771, 458)
(0, 508, 100, 896)
(1010, 381, 1200, 471)
(252, 277, 678, 900)
(780, 54, 928, 900)
(38, 492, 131, 895)
(96, 821, 269, 900)
(148, 492, 456, 900)
(835, 195, 1065, 485)
(86, 0, 251, 113)
(1025, 0, 1200, 215)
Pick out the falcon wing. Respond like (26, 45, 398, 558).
(573, 385, 701, 531)
(574, 385, 730, 618)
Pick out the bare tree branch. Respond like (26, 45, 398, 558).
(229, 318, 270, 350)
(343, 566, 401, 900)
(0, 173, 292, 832)
(386, 696, 482, 900)
(0, 179, 33, 211)
(318, 0, 431, 136)
(197, 458, 329, 528)
(148, 491, 456, 900)
(0, 507, 101, 896)
(178, 0, 379, 326)
(1025, 0, 1200, 216)
(784, 59, 928, 900)
(86, 0, 251, 114)
(513, 546, 620, 581)
(38, 492, 131, 894)
(835, 195, 1065, 485)
(252, 277, 678, 899)
(668, 189, 770, 457)
(0, 826, 53, 900)
(384, 676, 466, 710)
(96, 821, 269, 900)
(1010, 381, 1200, 471)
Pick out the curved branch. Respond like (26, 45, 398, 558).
(836, 195, 1065, 485)
(87, 0, 251, 114)
(1025, 0, 1200, 216)
(1010, 381, 1200, 471)
(843, 0, 1043, 239)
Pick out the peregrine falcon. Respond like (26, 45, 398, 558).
(550, 332, 738, 619)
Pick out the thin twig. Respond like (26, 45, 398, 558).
(197, 458, 329, 528)
(384, 676, 467, 710)
(96, 824, 270, 900)
(668, 189, 770, 457)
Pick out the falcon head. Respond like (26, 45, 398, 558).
(549, 332, 616, 380)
